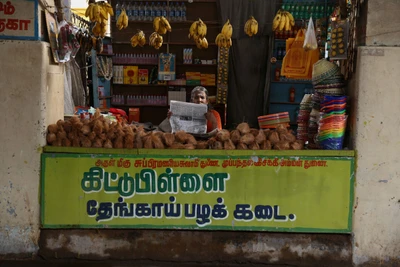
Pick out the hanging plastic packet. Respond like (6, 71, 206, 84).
(303, 17, 318, 51)
(57, 20, 81, 63)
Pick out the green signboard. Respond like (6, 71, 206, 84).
(41, 151, 354, 233)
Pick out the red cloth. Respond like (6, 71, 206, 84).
(207, 109, 222, 132)
(109, 108, 128, 119)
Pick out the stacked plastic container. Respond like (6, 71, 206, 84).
(316, 95, 347, 150)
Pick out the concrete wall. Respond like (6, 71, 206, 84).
(350, 46, 400, 266)
(365, 0, 400, 46)
(0, 40, 64, 257)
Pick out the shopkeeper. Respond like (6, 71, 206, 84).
(163, 86, 222, 133)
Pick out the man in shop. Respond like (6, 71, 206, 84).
(159, 86, 222, 133)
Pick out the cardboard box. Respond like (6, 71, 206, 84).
(158, 53, 176, 81)
(168, 91, 187, 105)
(123, 66, 139, 84)
(129, 108, 140, 123)
(138, 69, 149, 84)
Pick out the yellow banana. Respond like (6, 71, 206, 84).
(279, 13, 286, 31)
(215, 33, 226, 48)
(153, 17, 161, 32)
(250, 16, 258, 35)
(244, 19, 252, 36)
(286, 11, 295, 27)
(158, 22, 167, 35)
(99, 5, 108, 21)
(272, 10, 282, 31)
(227, 38, 232, 48)
(116, 10, 124, 30)
(160, 16, 171, 32)
(197, 19, 207, 38)
(244, 16, 258, 37)
(100, 21, 107, 37)
(85, 3, 94, 18)
(188, 21, 198, 39)
(130, 35, 139, 47)
(104, 3, 114, 16)
(201, 37, 208, 49)
(284, 12, 291, 31)
(122, 9, 128, 28)
(92, 4, 101, 23)
(221, 19, 233, 38)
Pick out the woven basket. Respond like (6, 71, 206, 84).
(312, 59, 341, 85)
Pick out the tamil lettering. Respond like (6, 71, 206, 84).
(81, 167, 230, 197)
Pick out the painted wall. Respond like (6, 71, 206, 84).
(349, 0, 400, 265)
(351, 46, 400, 266)
(365, 0, 400, 46)
(0, 40, 64, 256)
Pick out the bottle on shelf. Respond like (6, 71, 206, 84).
(144, 2, 150, 21)
(169, 2, 175, 21)
(274, 67, 281, 81)
(162, 2, 167, 17)
(150, 2, 156, 21)
(126, 2, 132, 21)
(121, 2, 126, 15)
(133, 2, 139, 21)
(115, 1, 121, 18)
(277, 46, 282, 60)
(181, 2, 186, 21)
(156, 2, 162, 17)
(175, 2, 181, 22)
(138, 2, 144, 21)
(289, 86, 295, 102)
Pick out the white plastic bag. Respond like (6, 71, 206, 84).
(303, 17, 318, 51)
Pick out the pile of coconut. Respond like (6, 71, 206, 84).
(46, 111, 304, 150)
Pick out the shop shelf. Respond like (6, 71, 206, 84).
(113, 84, 167, 87)
(112, 62, 159, 66)
(271, 80, 312, 84)
(270, 101, 301, 105)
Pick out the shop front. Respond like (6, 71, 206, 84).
(39, 146, 354, 264)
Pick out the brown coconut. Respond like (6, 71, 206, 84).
(237, 122, 251, 135)
(92, 138, 103, 148)
(230, 129, 241, 144)
(236, 142, 248, 150)
(260, 140, 272, 150)
(274, 141, 290, 150)
(162, 133, 175, 147)
(276, 124, 288, 134)
(249, 128, 259, 137)
(174, 131, 188, 143)
(196, 141, 209, 149)
(103, 139, 113, 148)
(216, 129, 230, 142)
(224, 139, 236, 150)
(268, 131, 280, 145)
(279, 132, 296, 143)
(255, 130, 266, 144)
(151, 134, 165, 149)
(249, 142, 260, 150)
(240, 133, 255, 145)
(290, 141, 304, 150)
(47, 124, 58, 134)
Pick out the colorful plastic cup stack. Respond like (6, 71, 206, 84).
(317, 95, 347, 150)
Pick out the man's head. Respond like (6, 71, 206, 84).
(191, 86, 208, 104)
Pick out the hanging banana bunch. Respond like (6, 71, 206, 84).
(153, 16, 172, 35)
(149, 32, 163, 49)
(188, 18, 208, 49)
(272, 10, 295, 32)
(244, 16, 258, 37)
(215, 19, 233, 48)
(116, 8, 129, 30)
(130, 30, 146, 48)
(85, 2, 114, 37)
